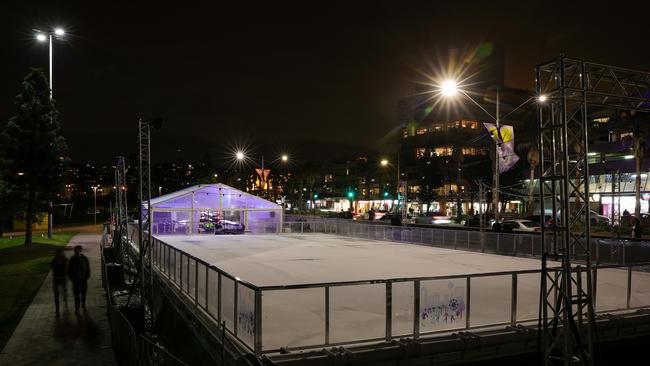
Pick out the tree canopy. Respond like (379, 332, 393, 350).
(0, 69, 69, 245)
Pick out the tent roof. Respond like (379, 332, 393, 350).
(146, 183, 281, 210)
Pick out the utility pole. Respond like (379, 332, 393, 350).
(493, 88, 500, 223)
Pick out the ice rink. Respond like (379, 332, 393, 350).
(157, 233, 555, 286)
(155, 233, 650, 351)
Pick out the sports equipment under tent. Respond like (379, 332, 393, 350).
(146, 184, 283, 235)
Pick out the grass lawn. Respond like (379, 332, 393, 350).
(0, 232, 77, 350)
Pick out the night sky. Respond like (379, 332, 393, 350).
(2, 1, 650, 164)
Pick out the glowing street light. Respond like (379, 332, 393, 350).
(235, 151, 245, 161)
(281, 154, 288, 162)
(380, 159, 389, 167)
(34, 27, 65, 99)
(538, 94, 548, 102)
(440, 79, 459, 97)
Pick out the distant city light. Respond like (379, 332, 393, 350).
(36, 34, 47, 42)
(440, 80, 458, 97)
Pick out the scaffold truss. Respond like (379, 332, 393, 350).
(536, 56, 650, 365)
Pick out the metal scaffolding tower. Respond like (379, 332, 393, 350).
(114, 156, 129, 252)
(536, 56, 650, 365)
(138, 118, 152, 298)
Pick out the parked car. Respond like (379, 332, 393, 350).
(498, 219, 541, 233)
(214, 219, 245, 234)
(590, 211, 610, 225)
(415, 212, 452, 225)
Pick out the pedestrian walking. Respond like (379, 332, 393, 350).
(68, 245, 90, 314)
(51, 248, 68, 317)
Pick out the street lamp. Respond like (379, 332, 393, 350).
(379, 155, 404, 220)
(281, 154, 288, 162)
(438, 79, 546, 227)
(35, 27, 65, 239)
(35, 27, 65, 99)
(91, 186, 98, 225)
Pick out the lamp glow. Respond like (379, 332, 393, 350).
(440, 80, 458, 97)
(380, 159, 389, 166)
(235, 151, 245, 160)
(281, 154, 288, 162)
(36, 34, 47, 42)
(538, 94, 548, 102)
(54, 28, 65, 36)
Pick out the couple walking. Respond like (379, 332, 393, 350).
(51, 245, 91, 316)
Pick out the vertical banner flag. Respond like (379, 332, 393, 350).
(483, 123, 519, 173)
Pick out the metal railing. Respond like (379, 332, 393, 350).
(151, 237, 261, 353)
(150, 224, 650, 355)
(282, 219, 650, 264)
(101, 225, 188, 366)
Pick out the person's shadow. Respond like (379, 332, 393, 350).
(53, 309, 102, 346)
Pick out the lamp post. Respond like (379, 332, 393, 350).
(36, 27, 64, 239)
(380, 154, 404, 221)
(438, 79, 546, 226)
(234, 150, 289, 196)
(35, 28, 64, 99)
(92, 186, 98, 225)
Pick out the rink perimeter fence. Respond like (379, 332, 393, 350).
(148, 218, 650, 354)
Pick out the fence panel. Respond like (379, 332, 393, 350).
(469, 275, 511, 327)
(262, 288, 325, 351)
(221, 276, 236, 331)
(630, 265, 650, 308)
(330, 283, 385, 344)
(197, 262, 207, 308)
(207, 269, 220, 318)
(516, 273, 541, 322)
(419, 278, 467, 333)
(237, 284, 256, 349)
(391, 281, 414, 337)
(595, 267, 628, 312)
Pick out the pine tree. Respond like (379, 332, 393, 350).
(1, 69, 69, 246)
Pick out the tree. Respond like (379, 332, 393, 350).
(1, 70, 69, 246)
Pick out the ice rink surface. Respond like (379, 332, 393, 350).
(156, 233, 554, 286)
(155, 233, 650, 351)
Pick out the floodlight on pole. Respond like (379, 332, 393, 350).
(54, 28, 65, 36)
(36, 33, 47, 42)
(236, 151, 245, 161)
(538, 94, 548, 102)
(281, 154, 288, 162)
(380, 159, 389, 167)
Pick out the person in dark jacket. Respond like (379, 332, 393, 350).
(51, 248, 68, 317)
(68, 245, 90, 314)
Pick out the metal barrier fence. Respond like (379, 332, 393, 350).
(282, 219, 650, 264)
(101, 225, 188, 366)
(150, 224, 650, 355)
(151, 237, 261, 353)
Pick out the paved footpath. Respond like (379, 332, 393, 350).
(0, 234, 116, 366)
